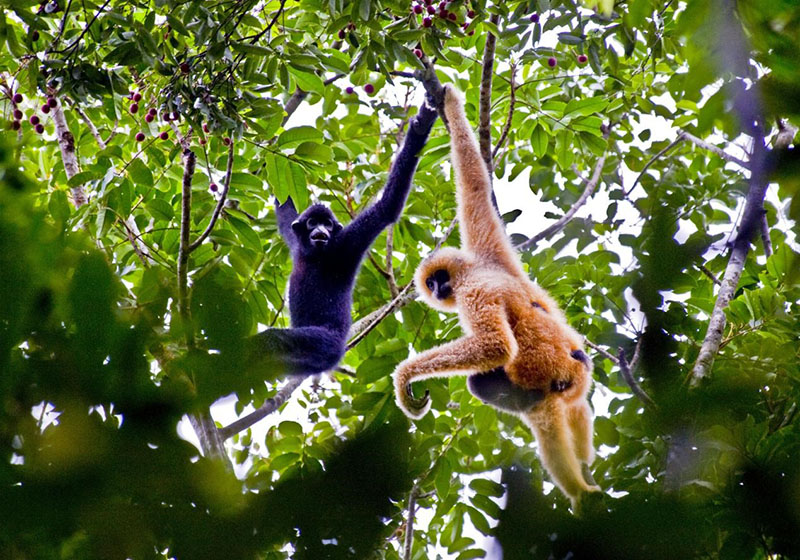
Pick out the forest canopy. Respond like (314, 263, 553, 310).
(1, 0, 799, 558)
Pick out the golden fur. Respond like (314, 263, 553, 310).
(393, 85, 599, 507)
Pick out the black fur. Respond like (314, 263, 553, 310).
(468, 368, 546, 413)
(243, 101, 439, 383)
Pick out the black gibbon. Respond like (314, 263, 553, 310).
(393, 85, 598, 508)
(239, 99, 438, 385)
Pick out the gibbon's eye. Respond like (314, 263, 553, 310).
(307, 217, 318, 229)
(426, 277, 436, 291)
(570, 349, 589, 364)
(321, 218, 333, 230)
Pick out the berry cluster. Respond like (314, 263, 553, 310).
(413, 1, 476, 35)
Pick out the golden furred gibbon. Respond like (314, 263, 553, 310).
(393, 85, 599, 508)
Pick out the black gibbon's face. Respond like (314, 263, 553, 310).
(425, 269, 452, 301)
(292, 208, 342, 249)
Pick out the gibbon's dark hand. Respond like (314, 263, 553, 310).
(414, 62, 445, 114)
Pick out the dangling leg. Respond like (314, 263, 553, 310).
(245, 326, 346, 380)
(525, 400, 596, 508)
(567, 399, 599, 487)
(468, 368, 546, 413)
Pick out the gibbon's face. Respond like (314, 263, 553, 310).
(425, 268, 452, 301)
(292, 206, 342, 250)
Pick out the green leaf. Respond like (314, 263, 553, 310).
(48, 190, 71, 223)
(229, 172, 263, 191)
(359, 0, 371, 20)
(278, 421, 303, 436)
(563, 96, 609, 118)
(227, 216, 261, 251)
(146, 198, 174, 222)
(288, 68, 324, 94)
(277, 126, 324, 148)
(127, 158, 154, 188)
(531, 125, 549, 158)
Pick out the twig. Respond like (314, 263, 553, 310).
(71, 103, 105, 148)
(170, 120, 192, 152)
(618, 348, 655, 407)
(386, 227, 399, 298)
(690, 0, 770, 387)
(680, 130, 749, 169)
(516, 147, 607, 251)
(188, 142, 235, 253)
(403, 483, 419, 560)
(585, 339, 618, 364)
(492, 64, 516, 159)
(626, 134, 684, 196)
(49, 98, 86, 208)
(697, 262, 721, 285)
(347, 283, 417, 350)
(282, 73, 346, 126)
(54, 0, 112, 55)
(218, 377, 305, 439)
(478, 14, 500, 173)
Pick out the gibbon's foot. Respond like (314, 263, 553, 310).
(581, 462, 597, 487)
(402, 383, 431, 419)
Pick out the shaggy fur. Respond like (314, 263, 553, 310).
(244, 100, 438, 381)
(392, 86, 598, 507)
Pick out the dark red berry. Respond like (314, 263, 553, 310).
(422, 16, 432, 27)
(439, 9, 448, 18)
(425, 0, 432, 4)
(202, 123, 210, 133)
(468, 29, 474, 35)
(547, 56, 557, 67)
(133, 92, 142, 102)
(31, 30, 40, 41)
(180, 62, 190, 74)
(135, 132, 145, 142)
(11, 120, 21, 131)
(364, 83, 375, 94)
(345, 86, 355, 94)
(144, 113, 154, 123)
(338, 29, 346, 39)
(530, 13, 540, 23)
(200, 138, 207, 145)
(130, 103, 139, 114)
(426, 5, 435, 14)
(414, 48, 423, 58)
(209, 182, 218, 192)
(12, 93, 23, 103)
(448, 12, 456, 20)
(577, 54, 588, 64)
(348, 22, 355, 30)
(172, 112, 180, 121)
(413, 4, 423, 14)
(47, 97, 57, 108)
(41, 104, 50, 114)
(148, 107, 157, 116)
(13, 109, 23, 120)
(29, 115, 40, 125)
(223, 137, 231, 146)
(160, 131, 169, 140)
(35, 123, 44, 134)
(438, 1, 445, 8)
(467, 9, 475, 17)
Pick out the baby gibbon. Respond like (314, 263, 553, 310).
(393, 85, 599, 508)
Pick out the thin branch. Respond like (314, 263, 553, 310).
(54, 0, 112, 55)
(282, 73, 345, 126)
(585, 339, 619, 364)
(177, 149, 196, 349)
(478, 13, 500, 173)
(170, 120, 192, 152)
(71, 103, 106, 148)
(690, 0, 770, 387)
(386, 227, 399, 299)
(347, 283, 417, 350)
(618, 348, 655, 407)
(403, 483, 419, 560)
(626, 134, 684, 196)
(188, 413, 230, 467)
(697, 262, 722, 285)
(49, 97, 86, 208)
(492, 64, 516, 159)
(516, 148, 607, 251)
(680, 130, 750, 169)
(218, 377, 304, 440)
(188, 142, 235, 253)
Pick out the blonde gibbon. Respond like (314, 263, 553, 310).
(392, 85, 599, 508)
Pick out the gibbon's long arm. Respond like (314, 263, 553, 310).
(275, 197, 300, 251)
(338, 101, 438, 257)
(394, 299, 517, 418)
(442, 87, 523, 277)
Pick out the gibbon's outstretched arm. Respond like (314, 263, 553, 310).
(275, 197, 300, 250)
(338, 100, 438, 256)
(394, 297, 517, 418)
(442, 87, 523, 277)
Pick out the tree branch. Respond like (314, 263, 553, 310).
(71, 103, 106, 149)
(188, 412, 230, 466)
(697, 262, 722, 285)
(492, 64, 516, 160)
(478, 13, 500, 174)
(618, 347, 655, 407)
(680, 130, 750, 169)
(626, 134, 684, 196)
(177, 149, 196, 348)
(386, 227, 399, 298)
(690, 0, 770, 387)
(282, 73, 345, 126)
(50, 97, 86, 208)
(516, 148, 607, 251)
(218, 377, 305, 440)
(347, 283, 417, 350)
(188, 142, 235, 253)
(403, 483, 420, 560)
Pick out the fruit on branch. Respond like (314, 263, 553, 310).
(133, 92, 142, 102)
(422, 16, 432, 27)
(160, 131, 169, 140)
(13, 109, 23, 120)
(11, 120, 21, 131)
(130, 103, 139, 114)
(547, 56, 557, 67)
(413, 4, 423, 14)
(223, 137, 231, 146)
(180, 62, 190, 74)
(364, 84, 375, 94)
(144, 113, 154, 122)
(209, 182, 218, 192)
(414, 48, 423, 58)
(345, 86, 355, 94)
(577, 54, 588, 64)
(41, 104, 50, 114)
(12, 93, 23, 103)
(135, 132, 145, 142)
(29, 115, 40, 125)
(35, 123, 44, 134)
(338, 29, 346, 39)
(530, 13, 540, 23)
(47, 97, 57, 108)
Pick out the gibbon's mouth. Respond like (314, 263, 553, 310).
(435, 284, 452, 300)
